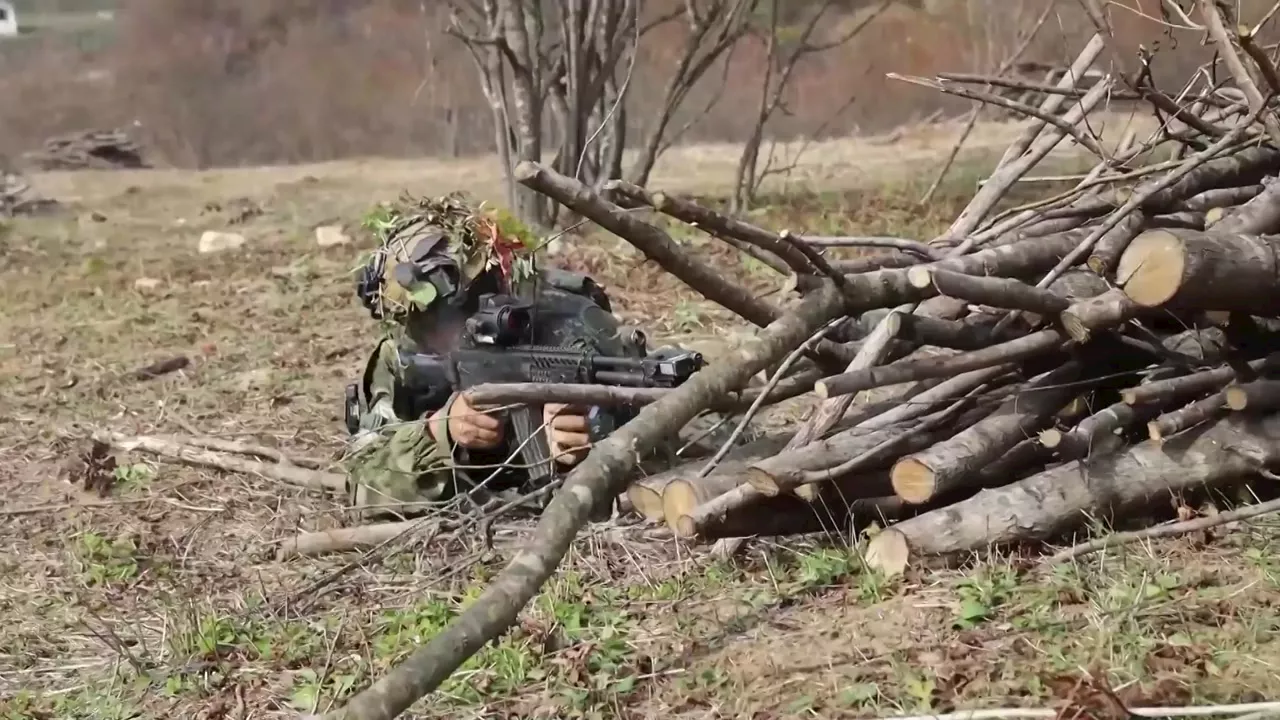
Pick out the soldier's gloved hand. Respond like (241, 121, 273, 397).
(544, 403, 591, 466)
(431, 393, 505, 449)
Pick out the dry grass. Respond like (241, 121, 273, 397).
(3, 121, 1276, 720)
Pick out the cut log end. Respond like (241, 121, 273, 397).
(794, 483, 820, 501)
(906, 265, 933, 289)
(890, 457, 937, 504)
(1060, 311, 1090, 343)
(661, 479, 700, 533)
(744, 466, 782, 497)
(1038, 428, 1064, 449)
(674, 513, 698, 539)
(865, 527, 910, 577)
(1226, 384, 1250, 411)
(626, 484, 665, 523)
(1147, 420, 1165, 443)
(513, 161, 540, 182)
(1115, 229, 1187, 307)
(813, 381, 832, 399)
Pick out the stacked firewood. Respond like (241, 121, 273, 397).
(23, 129, 148, 171)
(469, 23, 1280, 576)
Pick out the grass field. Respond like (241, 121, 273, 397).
(5, 115, 1280, 720)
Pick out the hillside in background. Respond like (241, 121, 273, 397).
(0, 0, 1245, 169)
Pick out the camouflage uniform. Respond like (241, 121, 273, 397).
(341, 193, 755, 521)
(341, 194, 629, 519)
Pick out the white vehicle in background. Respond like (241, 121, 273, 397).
(0, 2, 18, 38)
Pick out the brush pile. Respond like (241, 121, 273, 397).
(473, 20, 1280, 577)
(0, 169, 56, 217)
(24, 128, 148, 171)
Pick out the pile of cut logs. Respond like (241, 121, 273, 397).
(473, 24, 1280, 576)
(23, 128, 148, 171)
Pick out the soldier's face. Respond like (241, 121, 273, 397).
(411, 307, 466, 354)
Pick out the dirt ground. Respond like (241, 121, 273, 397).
(5, 116, 1280, 720)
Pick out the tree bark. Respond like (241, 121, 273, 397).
(749, 394, 996, 497)
(1118, 355, 1280, 405)
(1059, 287, 1142, 343)
(648, 435, 793, 527)
(277, 520, 440, 560)
(1148, 393, 1227, 442)
(1040, 400, 1159, 460)
(1225, 379, 1280, 412)
(96, 432, 344, 493)
(691, 492, 908, 542)
(605, 180, 813, 276)
(1210, 180, 1280, 234)
(896, 313, 1023, 351)
(464, 369, 823, 412)
(1085, 212, 1146, 275)
(1117, 228, 1280, 314)
(866, 414, 1280, 576)
(784, 309, 902, 450)
(517, 162, 781, 328)
(1180, 184, 1263, 212)
(906, 266, 1072, 315)
(814, 329, 1064, 399)
(890, 361, 1083, 504)
(1045, 268, 1111, 301)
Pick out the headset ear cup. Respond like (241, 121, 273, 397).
(356, 252, 387, 318)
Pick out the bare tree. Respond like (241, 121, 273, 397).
(443, 1, 638, 227)
(624, 0, 765, 187)
(728, 0, 891, 212)
(446, 0, 765, 228)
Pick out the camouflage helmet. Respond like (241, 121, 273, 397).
(355, 192, 538, 324)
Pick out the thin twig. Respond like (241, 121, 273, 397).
(696, 318, 843, 478)
(1047, 487, 1280, 563)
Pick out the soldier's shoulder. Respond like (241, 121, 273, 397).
(536, 266, 613, 312)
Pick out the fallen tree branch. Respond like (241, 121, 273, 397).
(94, 431, 345, 492)
(1149, 392, 1227, 442)
(907, 266, 1072, 315)
(1046, 494, 1280, 563)
(161, 434, 328, 470)
(519, 163, 781, 327)
(891, 361, 1083, 504)
(866, 414, 1280, 576)
(604, 179, 813, 275)
(815, 329, 1064, 398)
(276, 520, 441, 560)
(1117, 228, 1280, 313)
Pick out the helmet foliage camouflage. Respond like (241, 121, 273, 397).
(355, 192, 538, 324)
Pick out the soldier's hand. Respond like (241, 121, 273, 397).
(545, 403, 592, 466)
(433, 393, 505, 449)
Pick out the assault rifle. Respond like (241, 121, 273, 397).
(392, 293, 705, 483)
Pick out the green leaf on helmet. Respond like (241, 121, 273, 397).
(406, 283, 438, 310)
